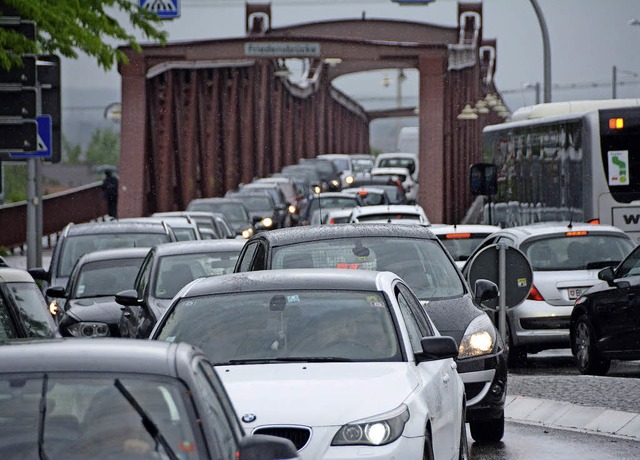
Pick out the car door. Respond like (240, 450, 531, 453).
(395, 282, 457, 460)
(120, 252, 154, 338)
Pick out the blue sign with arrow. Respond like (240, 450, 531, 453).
(10, 115, 52, 159)
(139, 0, 180, 20)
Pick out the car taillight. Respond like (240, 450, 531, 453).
(527, 284, 545, 301)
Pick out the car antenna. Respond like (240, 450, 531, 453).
(318, 191, 323, 225)
(567, 212, 573, 230)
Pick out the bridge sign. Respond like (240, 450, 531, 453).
(244, 42, 321, 58)
(139, 0, 180, 20)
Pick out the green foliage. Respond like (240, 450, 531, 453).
(3, 164, 27, 203)
(370, 146, 383, 156)
(0, 0, 167, 71)
(62, 135, 82, 164)
(85, 127, 120, 166)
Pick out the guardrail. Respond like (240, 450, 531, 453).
(0, 182, 108, 251)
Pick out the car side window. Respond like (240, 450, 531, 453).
(252, 243, 267, 271)
(193, 361, 239, 459)
(617, 248, 640, 278)
(236, 242, 258, 272)
(135, 253, 153, 298)
(395, 287, 424, 353)
(397, 283, 434, 337)
(0, 294, 18, 339)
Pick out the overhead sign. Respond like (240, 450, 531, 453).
(8, 115, 52, 159)
(0, 55, 37, 86)
(244, 42, 321, 58)
(139, 0, 180, 19)
(0, 120, 37, 152)
(0, 86, 37, 118)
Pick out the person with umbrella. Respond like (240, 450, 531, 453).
(101, 170, 119, 218)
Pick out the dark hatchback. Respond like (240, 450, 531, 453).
(47, 248, 149, 338)
(233, 224, 507, 442)
(571, 243, 640, 375)
(0, 339, 297, 460)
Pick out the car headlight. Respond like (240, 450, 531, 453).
(331, 404, 409, 447)
(331, 179, 340, 187)
(241, 228, 254, 239)
(67, 322, 111, 338)
(288, 205, 296, 214)
(49, 300, 58, 316)
(458, 314, 496, 359)
(345, 175, 354, 184)
(313, 186, 322, 194)
(261, 217, 273, 228)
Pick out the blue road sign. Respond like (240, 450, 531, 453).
(139, 0, 180, 19)
(10, 115, 52, 159)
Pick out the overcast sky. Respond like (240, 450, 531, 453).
(63, 0, 640, 114)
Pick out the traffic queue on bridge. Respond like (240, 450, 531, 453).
(2, 149, 640, 459)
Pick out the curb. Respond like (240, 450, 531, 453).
(505, 395, 640, 441)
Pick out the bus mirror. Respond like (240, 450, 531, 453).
(470, 163, 497, 196)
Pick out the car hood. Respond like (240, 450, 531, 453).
(533, 269, 602, 306)
(420, 295, 483, 345)
(66, 297, 122, 324)
(218, 362, 416, 427)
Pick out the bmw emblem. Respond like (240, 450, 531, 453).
(242, 413, 257, 423)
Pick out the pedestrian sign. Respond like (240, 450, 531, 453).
(10, 115, 52, 159)
(139, 0, 180, 19)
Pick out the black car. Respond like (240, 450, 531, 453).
(0, 268, 58, 340)
(47, 248, 149, 338)
(116, 240, 246, 339)
(299, 158, 342, 191)
(226, 191, 282, 231)
(571, 244, 640, 375)
(0, 339, 298, 460)
(187, 197, 254, 238)
(29, 221, 177, 292)
(231, 183, 291, 228)
(299, 192, 364, 226)
(233, 224, 507, 442)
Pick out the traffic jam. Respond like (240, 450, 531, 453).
(2, 150, 640, 459)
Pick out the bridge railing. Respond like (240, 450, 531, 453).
(0, 182, 108, 251)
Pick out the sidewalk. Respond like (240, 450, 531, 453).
(506, 395, 640, 441)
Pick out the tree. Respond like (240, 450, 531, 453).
(86, 127, 120, 166)
(0, 0, 167, 71)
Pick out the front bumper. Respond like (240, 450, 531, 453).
(509, 299, 572, 350)
(457, 350, 507, 423)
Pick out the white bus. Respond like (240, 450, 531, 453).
(480, 99, 640, 240)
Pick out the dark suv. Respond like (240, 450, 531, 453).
(233, 224, 507, 442)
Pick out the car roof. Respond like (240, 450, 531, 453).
(311, 192, 359, 199)
(376, 152, 418, 159)
(152, 240, 245, 256)
(0, 268, 37, 283)
(182, 268, 388, 298)
(429, 224, 502, 235)
(0, 339, 199, 375)
(65, 221, 171, 235)
(76, 247, 150, 263)
(491, 222, 629, 243)
(351, 204, 425, 215)
(249, 223, 437, 246)
(371, 167, 412, 175)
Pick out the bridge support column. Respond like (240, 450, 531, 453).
(418, 54, 447, 223)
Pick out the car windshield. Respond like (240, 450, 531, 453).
(236, 196, 274, 212)
(171, 227, 197, 241)
(352, 159, 373, 173)
(0, 374, 202, 459)
(437, 234, 491, 262)
(73, 258, 145, 298)
(189, 203, 249, 222)
(307, 197, 358, 215)
(271, 237, 464, 299)
(521, 234, 634, 271)
(58, 233, 170, 278)
(3, 283, 55, 338)
(154, 251, 241, 299)
(329, 158, 350, 171)
(378, 158, 416, 174)
(157, 290, 401, 364)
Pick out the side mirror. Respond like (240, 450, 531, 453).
(598, 266, 615, 285)
(46, 286, 67, 299)
(237, 434, 298, 460)
(115, 289, 141, 307)
(474, 279, 499, 305)
(252, 216, 263, 225)
(416, 336, 459, 363)
(28, 267, 49, 282)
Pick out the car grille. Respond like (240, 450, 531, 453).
(253, 426, 311, 450)
(520, 316, 570, 330)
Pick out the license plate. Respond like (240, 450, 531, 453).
(567, 288, 584, 300)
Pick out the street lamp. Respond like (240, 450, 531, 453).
(529, 0, 551, 103)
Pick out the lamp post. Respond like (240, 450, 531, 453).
(529, 0, 551, 103)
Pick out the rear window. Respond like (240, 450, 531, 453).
(271, 237, 464, 299)
(437, 234, 491, 262)
(520, 233, 634, 271)
(378, 158, 416, 174)
(373, 173, 407, 182)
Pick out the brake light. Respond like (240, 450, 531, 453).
(445, 233, 471, 239)
(329, 218, 335, 224)
(337, 263, 361, 269)
(587, 219, 600, 225)
(565, 230, 588, 237)
(609, 117, 624, 129)
(527, 284, 545, 301)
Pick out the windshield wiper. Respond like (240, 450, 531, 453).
(114, 379, 179, 460)
(37, 374, 49, 460)
(222, 356, 353, 365)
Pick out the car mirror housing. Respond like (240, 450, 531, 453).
(598, 266, 615, 285)
(474, 279, 499, 305)
(45, 286, 67, 299)
(28, 267, 49, 282)
(415, 336, 459, 363)
(115, 289, 141, 307)
(237, 434, 299, 460)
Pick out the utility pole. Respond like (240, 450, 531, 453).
(529, 0, 552, 103)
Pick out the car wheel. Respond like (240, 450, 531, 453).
(423, 431, 435, 460)
(458, 420, 469, 460)
(469, 412, 504, 443)
(574, 315, 611, 376)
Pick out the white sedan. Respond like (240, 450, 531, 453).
(151, 269, 468, 460)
